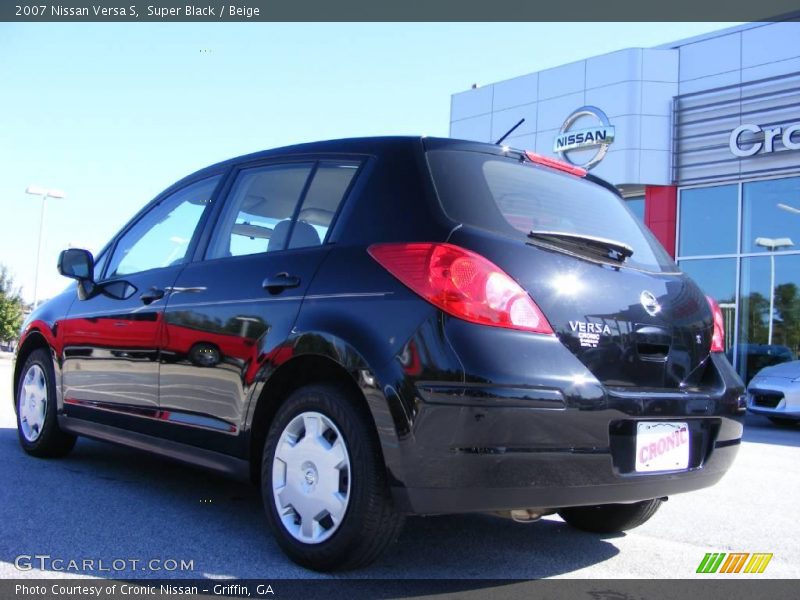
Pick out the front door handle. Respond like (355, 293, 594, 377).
(140, 287, 165, 305)
(262, 272, 301, 294)
(165, 286, 207, 294)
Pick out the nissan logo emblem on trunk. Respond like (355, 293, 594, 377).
(640, 291, 661, 317)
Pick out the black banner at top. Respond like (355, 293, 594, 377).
(2, 0, 800, 22)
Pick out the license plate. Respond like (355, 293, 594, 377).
(635, 421, 690, 472)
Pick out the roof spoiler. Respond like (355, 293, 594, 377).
(523, 150, 587, 177)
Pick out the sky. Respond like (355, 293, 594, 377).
(0, 22, 741, 303)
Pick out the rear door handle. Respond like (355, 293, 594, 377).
(262, 272, 301, 294)
(140, 287, 165, 305)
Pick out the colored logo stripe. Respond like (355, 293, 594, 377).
(744, 553, 773, 574)
(696, 552, 773, 574)
(697, 553, 726, 573)
(720, 553, 749, 573)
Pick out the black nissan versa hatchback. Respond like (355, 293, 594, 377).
(14, 137, 744, 571)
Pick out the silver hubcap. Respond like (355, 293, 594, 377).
(272, 411, 351, 544)
(19, 364, 47, 442)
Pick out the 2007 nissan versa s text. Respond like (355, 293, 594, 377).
(13, 137, 745, 571)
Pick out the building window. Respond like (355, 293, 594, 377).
(626, 196, 644, 222)
(736, 254, 800, 383)
(678, 258, 736, 355)
(677, 175, 800, 381)
(741, 176, 800, 254)
(678, 184, 738, 256)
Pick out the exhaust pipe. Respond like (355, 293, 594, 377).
(511, 509, 545, 523)
(491, 509, 548, 523)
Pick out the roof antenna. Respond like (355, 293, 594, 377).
(495, 118, 525, 145)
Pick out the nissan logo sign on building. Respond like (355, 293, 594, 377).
(553, 106, 616, 170)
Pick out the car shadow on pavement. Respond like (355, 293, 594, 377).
(0, 427, 619, 581)
(743, 415, 800, 448)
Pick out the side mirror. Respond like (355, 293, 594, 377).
(58, 248, 96, 300)
(58, 248, 94, 281)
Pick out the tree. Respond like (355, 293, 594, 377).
(773, 283, 800, 353)
(0, 265, 24, 343)
(741, 291, 769, 343)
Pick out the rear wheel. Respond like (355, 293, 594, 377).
(16, 348, 76, 457)
(261, 383, 404, 571)
(558, 499, 662, 534)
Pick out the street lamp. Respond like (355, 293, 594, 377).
(777, 202, 800, 215)
(25, 185, 66, 309)
(755, 236, 794, 345)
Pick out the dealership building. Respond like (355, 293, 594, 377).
(449, 21, 800, 382)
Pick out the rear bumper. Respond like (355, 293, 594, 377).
(390, 326, 745, 515)
(395, 444, 739, 514)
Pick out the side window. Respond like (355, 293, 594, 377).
(106, 176, 220, 278)
(92, 250, 109, 281)
(207, 163, 314, 259)
(290, 161, 359, 249)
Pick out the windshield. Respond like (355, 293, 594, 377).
(426, 149, 676, 273)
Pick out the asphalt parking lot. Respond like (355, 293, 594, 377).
(1, 355, 798, 580)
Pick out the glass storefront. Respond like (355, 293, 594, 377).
(678, 184, 738, 256)
(678, 258, 736, 355)
(742, 178, 800, 254)
(626, 196, 645, 222)
(678, 175, 800, 384)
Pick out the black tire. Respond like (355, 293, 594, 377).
(261, 383, 404, 571)
(768, 417, 799, 427)
(15, 348, 76, 458)
(558, 499, 662, 534)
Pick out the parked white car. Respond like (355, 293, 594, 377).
(747, 360, 800, 426)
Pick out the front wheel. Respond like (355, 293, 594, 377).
(261, 383, 404, 571)
(558, 499, 663, 534)
(16, 348, 76, 457)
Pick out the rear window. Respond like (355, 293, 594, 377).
(427, 150, 676, 273)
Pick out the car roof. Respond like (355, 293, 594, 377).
(187, 137, 409, 176)
(180, 136, 509, 180)
(168, 136, 415, 186)
(172, 135, 619, 198)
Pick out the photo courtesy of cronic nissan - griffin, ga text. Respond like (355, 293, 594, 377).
(13, 137, 745, 571)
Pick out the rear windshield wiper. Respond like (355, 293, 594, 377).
(528, 230, 634, 262)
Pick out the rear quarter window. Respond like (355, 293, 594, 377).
(427, 149, 676, 273)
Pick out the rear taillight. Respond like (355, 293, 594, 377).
(706, 296, 725, 353)
(368, 242, 553, 335)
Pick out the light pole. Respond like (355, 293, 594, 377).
(25, 185, 66, 309)
(755, 236, 794, 345)
(777, 202, 800, 215)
